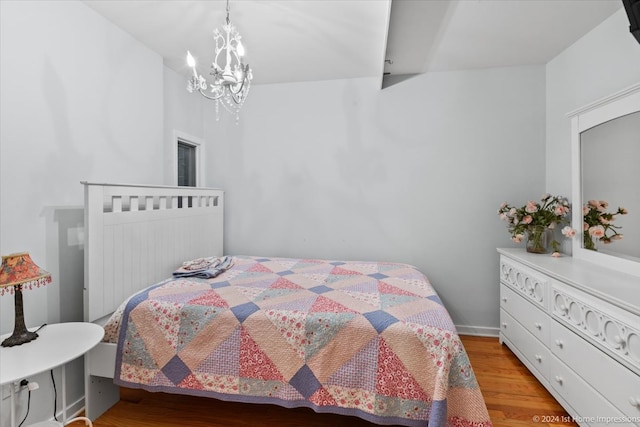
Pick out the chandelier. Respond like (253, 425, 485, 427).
(186, 0, 252, 121)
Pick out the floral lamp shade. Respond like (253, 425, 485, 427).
(0, 252, 52, 347)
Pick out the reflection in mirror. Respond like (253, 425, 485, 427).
(580, 111, 640, 261)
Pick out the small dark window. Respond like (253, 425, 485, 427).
(178, 141, 196, 187)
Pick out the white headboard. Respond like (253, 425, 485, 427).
(82, 182, 224, 322)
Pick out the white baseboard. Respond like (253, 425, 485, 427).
(55, 397, 85, 423)
(68, 398, 85, 420)
(455, 325, 500, 337)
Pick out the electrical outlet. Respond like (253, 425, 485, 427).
(1, 383, 13, 400)
(1, 380, 30, 400)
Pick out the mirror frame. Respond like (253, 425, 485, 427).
(569, 82, 640, 277)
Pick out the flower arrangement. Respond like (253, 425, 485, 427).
(582, 200, 627, 250)
(498, 194, 574, 255)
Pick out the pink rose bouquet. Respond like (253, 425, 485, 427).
(498, 194, 573, 254)
(582, 200, 627, 251)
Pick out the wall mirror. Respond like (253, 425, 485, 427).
(570, 83, 640, 277)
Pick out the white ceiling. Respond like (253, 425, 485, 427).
(82, 0, 623, 87)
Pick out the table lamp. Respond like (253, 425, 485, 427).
(0, 252, 52, 347)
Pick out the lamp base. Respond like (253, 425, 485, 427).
(1, 329, 38, 347)
(1, 285, 38, 347)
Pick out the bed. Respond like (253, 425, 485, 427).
(82, 183, 492, 427)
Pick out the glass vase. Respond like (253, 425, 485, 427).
(584, 233, 598, 251)
(526, 226, 548, 254)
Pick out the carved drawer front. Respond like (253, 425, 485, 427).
(500, 284, 549, 346)
(550, 321, 640, 421)
(501, 309, 550, 382)
(551, 280, 640, 375)
(499, 257, 548, 310)
(549, 356, 632, 426)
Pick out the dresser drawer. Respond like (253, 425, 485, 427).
(551, 279, 640, 375)
(501, 283, 549, 346)
(550, 320, 640, 420)
(549, 356, 632, 426)
(500, 309, 550, 382)
(500, 256, 549, 310)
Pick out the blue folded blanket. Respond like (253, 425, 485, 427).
(172, 256, 233, 279)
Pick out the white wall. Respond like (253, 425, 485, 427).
(204, 66, 547, 334)
(163, 67, 206, 185)
(0, 1, 163, 424)
(546, 9, 640, 199)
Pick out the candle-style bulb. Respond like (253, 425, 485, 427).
(187, 51, 196, 68)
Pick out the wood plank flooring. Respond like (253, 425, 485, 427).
(70, 336, 578, 427)
(461, 336, 577, 427)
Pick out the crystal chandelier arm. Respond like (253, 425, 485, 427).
(229, 90, 244, 103)
(187, 74, 224, 100)
(198, 87, 224, 100)
(228, 75, 248, 95)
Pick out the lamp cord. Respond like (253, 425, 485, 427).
(17, 390, 31, 427)
(16, 325, 47, 426)
(50, 369, 58, 421)
(15, 370, 58, 426)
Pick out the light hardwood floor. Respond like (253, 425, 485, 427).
(70, 336, 578, 427)
(461, 336, 577, 427)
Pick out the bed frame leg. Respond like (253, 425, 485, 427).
(85, 374, 119, 420)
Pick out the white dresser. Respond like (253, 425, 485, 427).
(498, 248, 640, 427)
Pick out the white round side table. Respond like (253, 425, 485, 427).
(0, 323, 104, 427)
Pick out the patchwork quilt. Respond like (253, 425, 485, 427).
(111, 256, 492, 427)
